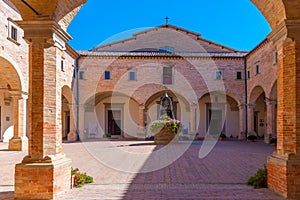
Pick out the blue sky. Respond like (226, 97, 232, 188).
(67, 0, 271, 51)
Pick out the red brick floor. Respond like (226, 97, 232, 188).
(0, 140, 284, 199)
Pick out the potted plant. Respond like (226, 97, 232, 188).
(247, 135, 257, 142)
(150, 114, 182, 145)
(219, 133, 226, 141)
(270, 138, 277, 147)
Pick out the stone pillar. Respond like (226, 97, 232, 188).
(8, 93, 28, 151)
(67, 104, 77, 142)
(238, 104, 246, 140)
(189, 103, 197, 134)
(267, 21, 300, 199)
(78, 105, 85, 141)
(247, 104, 256, 136)
(265, 99, 276, 143)
(137, 105, 145, 138)
(14, 21, 72, 199)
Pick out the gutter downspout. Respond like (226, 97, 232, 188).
(244, 56, 248, 140)
(75, 57, 80, 141)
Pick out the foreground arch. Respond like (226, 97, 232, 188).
(4, 0, 300, 199)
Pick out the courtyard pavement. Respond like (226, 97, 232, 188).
(0, 140, 284, 200)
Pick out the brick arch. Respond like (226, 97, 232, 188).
(198, 91, 240, 106)
(251, 0, 286, 30)
(249, 85, 266, 104)
(84, 91, 139, 107)
(144, 89, 190, 110)
(62, 85, 74, 104)
(8, 0, 86, 30)
(0, 56, 23, 91)
(268, 80, 277, 100)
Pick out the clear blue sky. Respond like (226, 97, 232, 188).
(67, 0, 271, 51)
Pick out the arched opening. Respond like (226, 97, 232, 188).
(83, 91, 139, 139)
(0, 56, 23, 142)
(61, 86, 76, 141)
(145, 90, 190, 134)
(249, 86, 266, 138)
(198, 92, 240, 139)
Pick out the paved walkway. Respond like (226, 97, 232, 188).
(0, 140, 284, 199)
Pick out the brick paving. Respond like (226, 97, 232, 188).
(0, 140, 284, 199)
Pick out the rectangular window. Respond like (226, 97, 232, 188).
(105, 71, 111, 80)
(216, 71, 223, 80)
(247, 71, 250, 79)
(61, 58, 65, 72)
(163, 67, 173, 84)
(79, 71, 85, 80)
(11, 26, 17, 41)
(129, 71, 136, 81)
(236, 71, 242, 80)
(256, 64, 260, 75)
(274, 51, 278, 65)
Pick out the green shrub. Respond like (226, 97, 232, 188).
(71, 168, 94, 188)
(247, 165, 267, 188)
(270, 138, 277, 144)
(247, 135, 257, 141)
(219, 133, 226, 139)
(103, 133, 111, 138)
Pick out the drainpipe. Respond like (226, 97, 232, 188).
(75, 57, 80, 141)
(244, 56, 248, 140)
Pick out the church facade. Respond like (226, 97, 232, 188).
(0, 0, 277, 145)
(76, 24, 277, 142)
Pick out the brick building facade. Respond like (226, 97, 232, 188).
(76, 24, 277, 142)
(4, 0, 300, 198)
(0, 1, 277, 145)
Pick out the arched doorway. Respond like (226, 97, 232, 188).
(0, 56, 27, 150)
(62, 86, 76, 141)
(249, 86, 266, 138)
(83, 91, 140, 139)
(198, 92, 240, 139)
(145, 90, 190, 135)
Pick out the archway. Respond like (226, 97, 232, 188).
(0, 56, 27, 151)
(248, 86, 266, 138)
(61, 86, 76, 141)
(198, 92, 240, 139)
(82, 91, 140, 139)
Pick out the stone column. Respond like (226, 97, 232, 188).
(67, 104, 77, 142)
(14, 21, 72, 199)
(78, 104, 85, 141)
(247, 104, 256, 136)
(265, 99, 276, 143)
(189, 103, 197, 134)
(137, 105, 145, 138)
(238, 104, 246, 140)
(267, 21, 300, 199)
(8, 93, 28, 151)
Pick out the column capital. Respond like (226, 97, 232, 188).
(265, 98, 277, 105)
(8, 90, 28, 99)
(16, 20, 72, 50)
(268, 19, 300, 47)
(248, 104, 256, 109)
(139, 104, 145, 110)
(238, 104, 247, 109)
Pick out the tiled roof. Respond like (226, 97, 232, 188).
(77, 50, 248, 58)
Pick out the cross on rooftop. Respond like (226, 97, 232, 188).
(165, 16, 169, 24)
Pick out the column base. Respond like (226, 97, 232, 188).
(14, 155, 71, 200)
(264, 133, 272, 144)
(8, 137, 28, 151)
(268, 153, 300, 199)
(67, 131, 77, 142)
(238, 131, 246, 140)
